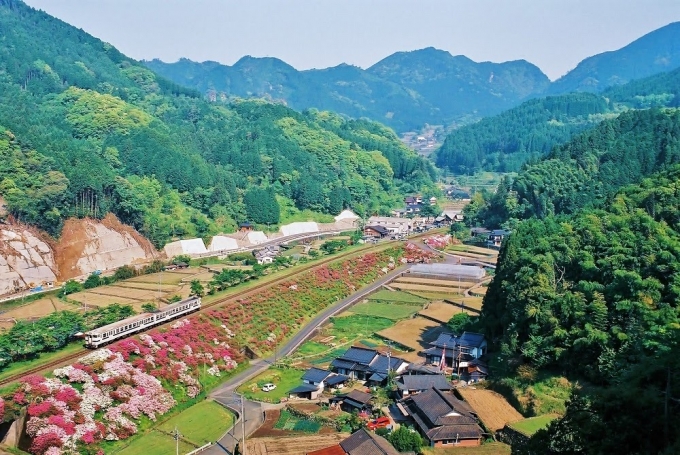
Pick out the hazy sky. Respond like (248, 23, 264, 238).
(23, 0, 680, 80)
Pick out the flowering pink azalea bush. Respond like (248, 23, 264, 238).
(423, 235, 452, 250)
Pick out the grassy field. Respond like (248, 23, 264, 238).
(422, 442, 511, 455)
(324, 314, 394, 340)
(377, 317, 444, 351)
(115, 430, 195, 455)
(157, 400, 235, 446)
(508, 414, 559, 436)
(238, 368, 305, 403)
(367, 290, 427, 303)
(347, 301, 422, 320)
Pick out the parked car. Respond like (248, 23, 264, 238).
(367, 416, 391, 431)
(261, 383, 277, 392)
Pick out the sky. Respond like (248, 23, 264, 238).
(23, 0, 680, 80)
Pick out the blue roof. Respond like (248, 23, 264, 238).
(331, 359, 357, 370)
(326, 374, 350, 386)
(289, 384, 320, 394)
(490, 229, 510, 236)
(338, 347, 379, 365)
(302, 368, 333, 383)
(369, 372, 387, 382)
(431, 332, 486, 349)
(459, 332, 486, 347)
(398, 374, 452, 391)
(369, 354, 407, 373)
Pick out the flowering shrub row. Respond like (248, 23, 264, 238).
(423, 235, 452, 250)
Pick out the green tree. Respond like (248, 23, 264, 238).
(190, 279, 205, 297)
(388, 426, 423, 453)
(59, 280, 83, 297)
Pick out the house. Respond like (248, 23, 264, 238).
(329, 390, 374, 414)
(288, 368, 351, 400)
(405, 195, 423, 206)
(254, 245, 280, 264)
(446, 188, 471, 200)
(238, 222, 254, 233)
(470, 227, 490, 238)
(363, 225, 390, 238)
(330, 346, 409, 383)
(463, 359, 489, 383)
(367, 217, 414, 235)
(406, 363, 442, 375)
(396, 374, 452, 397)
(403, 387, 483, 447)
(488, 229, 511, 248)
(390, 208, 407, 218)
(429, 196, 437, 206)
(308, 428, 400, 455)
(422, 332, 487, 371)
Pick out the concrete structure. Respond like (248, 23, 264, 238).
(208, 236, 240, 252)
(280, 221, 319, 237)
(367, 216, 414, 235)
(163, 238, 208, 257)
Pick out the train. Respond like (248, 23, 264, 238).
(83, 296, 202, 349)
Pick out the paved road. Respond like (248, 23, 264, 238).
(204, 264, 410, 455)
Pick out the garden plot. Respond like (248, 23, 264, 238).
(248, 434, 348, 455)
(377, 317, 445, 351)
(394, 277, 478, 288)
(457, 388, 523, 433)
(419, 302, 472, 323)
(507, 414, 559, 436)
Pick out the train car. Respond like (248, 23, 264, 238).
(84, 296, 201, 348)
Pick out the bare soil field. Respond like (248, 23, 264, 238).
(0, 297, 64, 320)
(394, 277, 478, 288)
(457, 388, 523, 432)
(419, 302, 471, 323)
(127, 271, 196, 285)
(454, 245, 499, 256)
(88, 286, 160, 301)
(377, 317, 444, 351)
(189, 271, 217, 282)
(409, 291, 465, 301)
(471, 287, 487, 296)
(202, 264, 252, 272)
(247, 434, 349, 455)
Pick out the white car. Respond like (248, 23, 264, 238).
(262, 383, 277, 392)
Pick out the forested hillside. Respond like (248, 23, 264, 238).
(464, 108, 680, 229)
(437, 63, 680, 174)
(435, 93, 612, 173)
(0, 0, 435, 248)
(487, 168, 680, 455)
(145, 48, 551, 133)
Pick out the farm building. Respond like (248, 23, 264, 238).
(422, 332, 488, 370)
(329, 390, 374, 414)
(280, 222, 319, 237)
(330, 346, 409, 384)
(163, 238, 207, 257)
(367, 216, 414, 234)
(208, 236, 240, 252)
(363, 225, 390, 238)
(409, 263, 486, 281)
(309, 428, 399, 455)
(288, 368, 350, 400)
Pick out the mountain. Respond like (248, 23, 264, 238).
(145, 49, 551, 133)
(549, 21, 680, 94)
(0, 0, 435, 248)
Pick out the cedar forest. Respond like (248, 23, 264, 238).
(2, 0, 680, 454)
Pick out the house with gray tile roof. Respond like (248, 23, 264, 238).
(403, 387, 483, 448)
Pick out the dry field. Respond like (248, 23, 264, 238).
(127, 271, 193, 285)
(447, 296, 484, 311)
(113, 282, 179, 292)
(391, 283, 467, 293)
(457, 388, 523, 432)
(408, 291, 465, 301)
(471, 287, 487, 296)
(377, 317, 444, 351)
(394, 277, 478, 288)
(419, 302, 472, 323)
(68, 292, 146, 311)
(0, 297, 78, 320)
(88, 286, 160, 301)
(247, 434, 349, 455)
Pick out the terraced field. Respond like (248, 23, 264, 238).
(419, 301, 472, 323)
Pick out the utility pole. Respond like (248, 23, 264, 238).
(240, 395, 247, 455)
(172, 426, 181, 455)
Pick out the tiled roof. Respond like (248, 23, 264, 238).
(302, 367, 333, 383)
(397, 375, 452, 391)
(289, 384, 320, 394)
(325, 374, 351, 386)
(365, 225, 390, 236)
(346, 390, 373, 405)
(338, 346, 379, 365)
(430, 332, 486, 349)
(340, 428, 400, 455)
(406, 363, 441, 375)
(459, 332, 486, 347)
(331, 359, 358, 370)
(409, 388, 477, 426)
(428, 423, 483, 440)
(369, 354, 407, 373)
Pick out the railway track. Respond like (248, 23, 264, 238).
(0, 237, 423, 387)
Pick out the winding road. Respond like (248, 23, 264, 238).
(205, 264, 410, 455)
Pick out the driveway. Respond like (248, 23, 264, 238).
(204, 264, 410, 454)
